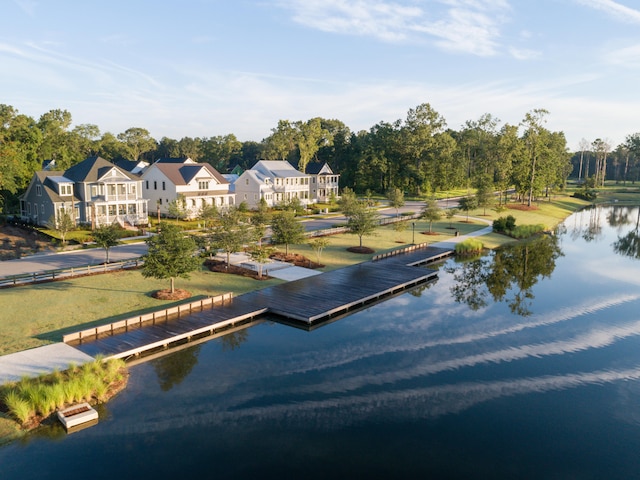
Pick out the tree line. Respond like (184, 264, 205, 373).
(2, 102, 639, 213)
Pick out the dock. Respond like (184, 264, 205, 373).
(69, 245, 453, 361)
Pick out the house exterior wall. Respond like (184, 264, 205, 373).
(142, 163, 234, 219)
(142, 168, 178, 217)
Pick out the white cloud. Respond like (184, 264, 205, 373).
(574, 0, 640, 23)
(279, 0, 511, 56)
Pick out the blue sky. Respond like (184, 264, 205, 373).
(3, 0, 640, 151)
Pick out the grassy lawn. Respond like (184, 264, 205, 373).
(3, 188, 639, 357)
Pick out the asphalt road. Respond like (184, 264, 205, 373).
(0, 242, 149, 277)
(0, 200, 439, 278)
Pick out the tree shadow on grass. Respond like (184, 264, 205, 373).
(34, 294, 210, 343)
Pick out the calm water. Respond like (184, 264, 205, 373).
(3, 206, 640, 480)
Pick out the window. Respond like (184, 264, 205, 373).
(36, 185, 42, 196)
(154, 181, 157, 190)
(60, 184, 72, 196)
(198, 181, 209, 190)
(146, 180, 149, 189)
(162, 181, 166, 190)
(41, 204, 44, 215)
(245, 178, 249, 185)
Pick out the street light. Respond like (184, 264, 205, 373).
(412, 222, 415, 245)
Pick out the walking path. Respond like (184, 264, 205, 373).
(0, 219, 493, 384)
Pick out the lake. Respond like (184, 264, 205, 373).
(2, 205, 640, 479)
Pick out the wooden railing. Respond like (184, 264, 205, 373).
(371, 242, 430, 261)
(0, 258, 143, 288)
(62, 293, 233, 343)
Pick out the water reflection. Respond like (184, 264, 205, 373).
(153, 345, 201, 391)
(613, 208, 640, 260)
(448, 234, 563, 316)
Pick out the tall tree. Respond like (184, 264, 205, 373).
(93, 223, 120, 263)
(264, 120, 297, 160)
(345, 200, 379, 248)
(117, 127, 157, 161)
(386, 187, 405, 217)
(142, 222, 201, 294)
(210, 206, 251, 266)
(421, 197, 442, 233)
(295, 117, 333, 173)
(519, 108, 549, 207)
(270, 210, 306, 255)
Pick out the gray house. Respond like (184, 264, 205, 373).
(20, 156, 148, 228)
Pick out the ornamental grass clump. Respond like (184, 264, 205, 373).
(0, 358, 127, 427)
(511, 224, 546, 239)
(455, 238, 484, 256)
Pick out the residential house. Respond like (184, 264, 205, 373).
(141, 157, 234, 219)
(305, 162, 340, 203)
(20, 156, 148, 228)
(234, 160, 311, 209)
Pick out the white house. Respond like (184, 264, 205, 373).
(141, 158, 234, 219)
(234, 160, 311, 209)
(305, 162, 340, 203)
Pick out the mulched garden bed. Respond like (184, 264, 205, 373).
(269, 252, 324, 269)
(152, 288, 192, 300)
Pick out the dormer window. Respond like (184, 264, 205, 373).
(59, 184, 73, 196)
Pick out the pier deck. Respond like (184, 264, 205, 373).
(71, 245, 453, 360)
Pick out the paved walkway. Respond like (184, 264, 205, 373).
(0, 218, 492, 384)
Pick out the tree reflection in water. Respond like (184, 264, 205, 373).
(613, 208, 640, 260)
(447, 234, 563, 316)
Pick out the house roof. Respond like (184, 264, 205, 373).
(63, 156, 136, 182)
(154, 157, 196, 164)
(114, 158, 148, 174)
(305, 162, 335, 175)
(153, 162, 229, 186)
(253, 160, 307, 178)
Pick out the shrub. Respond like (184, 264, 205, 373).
(493, 215, 516, 233)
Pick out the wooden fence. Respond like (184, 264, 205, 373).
(0, 258, 143, 288)
(62, 293, 233, 343)
(371, 242, 430, 261)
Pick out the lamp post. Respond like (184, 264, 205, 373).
(412, 222, 415, 245)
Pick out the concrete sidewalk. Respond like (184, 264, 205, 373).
(0, 343, 95, 384)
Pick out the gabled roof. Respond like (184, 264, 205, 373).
(63, 156, 136, 182)
(305, 162, 335, 175)
(253, 160, 307, 178)
(152, 162, 229, 186)
(154, 157, 196, 164)
(114, 158, 149, 174)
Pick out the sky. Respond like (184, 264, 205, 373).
(3, 0, 640, 151)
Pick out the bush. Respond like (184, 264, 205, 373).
(493, 215, 516, 233)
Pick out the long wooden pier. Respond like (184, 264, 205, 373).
(69, 245, 453, 361)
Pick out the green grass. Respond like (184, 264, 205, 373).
(0, 357, 126, 427)
(0, 191, 630, 357)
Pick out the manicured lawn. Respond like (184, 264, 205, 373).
(1, 190, 633, 357)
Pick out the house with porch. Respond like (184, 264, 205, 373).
(305, 162, 340, 203)
(234, 160, 311, 209)
(141, 157, 234, 219)
(20, 156, 148, 228)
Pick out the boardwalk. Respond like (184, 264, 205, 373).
(71, 245, 453, 360)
